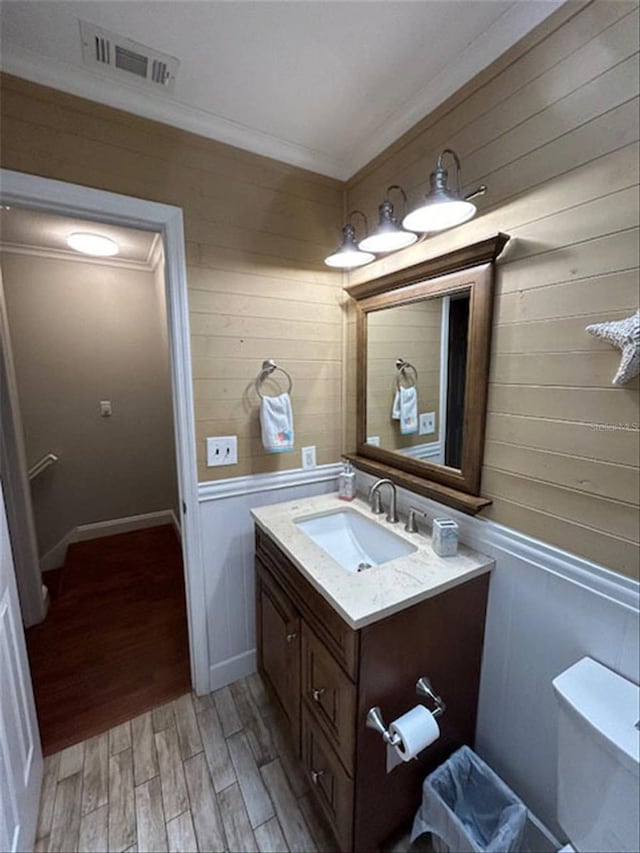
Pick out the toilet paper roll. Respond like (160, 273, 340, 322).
(389, 705, 440, 762)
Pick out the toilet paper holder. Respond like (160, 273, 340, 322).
(366, 676, 446, 743)
(416, 676, 446, 718)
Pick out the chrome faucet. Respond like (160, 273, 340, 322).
(369, 479, 399, 523)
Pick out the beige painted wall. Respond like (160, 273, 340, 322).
(346, 0, 640, 578)
(366, 299, 442, 450)
(0, 252, 178, 557)
(0, 73, 345, 481)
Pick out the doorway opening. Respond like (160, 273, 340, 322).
(0, 169, 207, 755)
(1, 207, 192, 753)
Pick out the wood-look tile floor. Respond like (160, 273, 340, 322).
(35, 673, 343, 853)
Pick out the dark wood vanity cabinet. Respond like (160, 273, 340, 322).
(255, 525, 490, 852)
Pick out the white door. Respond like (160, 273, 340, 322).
(0, 264, 44, 628)
(0, 480, 43, 852)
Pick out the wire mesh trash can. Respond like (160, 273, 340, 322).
(411, 746, 527, 853)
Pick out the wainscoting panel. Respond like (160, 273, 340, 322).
(198, 464, 341, 691)
(198, 462, 638, 841)
(352, 469, 639, 844)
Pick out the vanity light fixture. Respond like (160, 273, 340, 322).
(66, 232, 119, 257)
(358, 185, 418, 254)
(402, 148, 486, 234)
(324, 210, 374, 269)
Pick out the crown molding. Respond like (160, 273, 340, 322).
(340, 0, 566, 176)
(0, 2, 564, 182)
(0, 45, 346, 180)
(0, 241, 156, 272)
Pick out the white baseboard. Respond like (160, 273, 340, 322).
(209, 649, 256, 692)
(40, 509, 179, 572)
(170, 509, 182, 539)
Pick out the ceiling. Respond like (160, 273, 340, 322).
(0, 207, 158, 267)
(0, 1, 564, 180)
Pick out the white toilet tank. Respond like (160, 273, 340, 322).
(552, 657, 639, 853)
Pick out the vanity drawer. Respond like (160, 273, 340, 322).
(301, 622, 356, 775)
(255, 527, 359, 680)
(301, 706, 354, 852)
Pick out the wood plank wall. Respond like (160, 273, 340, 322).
(345, 0, 640, 578)
(0, 73, 344, 481)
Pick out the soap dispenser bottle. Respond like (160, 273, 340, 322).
(338, 461, 356, 501)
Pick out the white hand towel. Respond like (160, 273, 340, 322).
(261, 392, 295, 453)
(391, 390, 401, 420)
(399, 386, 418, 435)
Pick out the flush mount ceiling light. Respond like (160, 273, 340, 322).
(402, 148, 486, 234)
(358, 185, 418, 254)
(66, 232, 120, 257)
(324, 210, 374, 269)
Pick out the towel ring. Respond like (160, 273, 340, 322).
(255, 359, 293, 399)
(395, 358, 418, 390)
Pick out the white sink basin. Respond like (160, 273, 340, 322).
(294, 508, 416, 573)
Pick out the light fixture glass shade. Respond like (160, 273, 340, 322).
(324, 224, 374, 269)
(402, 166, 476, 233)
(359, 199, 418, 253)
(67, 232, 119, 256)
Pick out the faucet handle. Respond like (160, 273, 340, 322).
(405, 506, 428, 533)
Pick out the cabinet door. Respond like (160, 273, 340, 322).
(256, 558, 300, 747)
(301, 707, 354, 852)
(301, 622, 356, 775)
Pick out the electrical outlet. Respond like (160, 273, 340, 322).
(206, 436, 238, 467)
(366, 436, 381, 446)
(301, 445, 316, 469)
(100, 400, 112, 417)
(419, 412, 435, 435)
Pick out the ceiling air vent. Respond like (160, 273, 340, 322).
(79, 20, 179, 92)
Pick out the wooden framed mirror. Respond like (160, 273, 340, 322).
(346, 234, 509, 514)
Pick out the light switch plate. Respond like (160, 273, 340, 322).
(100, 400, 112, 417)
(366, 436, 381, 446)
(419, 412, 435, 435)
(301, 446, 316, 469)
(207, 436, 238, 467)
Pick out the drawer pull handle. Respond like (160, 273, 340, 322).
(311, 687, 325, 702)
(311, 769, 325, 784)
(286, 632, 297, 643)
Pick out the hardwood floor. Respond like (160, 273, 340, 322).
(35, 675, 430, 853)
(27, 525, 191, 756)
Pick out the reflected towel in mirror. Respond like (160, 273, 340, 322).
(392, 386, 417, 434)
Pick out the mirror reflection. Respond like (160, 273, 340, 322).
(365, 291, 470, 470)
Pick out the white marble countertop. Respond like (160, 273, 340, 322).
(251, 493, 494, 629)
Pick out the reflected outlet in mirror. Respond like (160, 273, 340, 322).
(294, 509, 416, 573)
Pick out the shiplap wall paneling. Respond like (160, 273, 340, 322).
(0, 73, 344, 482)
(344, 0, 640, 578)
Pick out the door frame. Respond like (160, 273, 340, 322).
(0, 168, 209, 693)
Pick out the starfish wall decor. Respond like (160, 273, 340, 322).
(585, 309, 640, 385)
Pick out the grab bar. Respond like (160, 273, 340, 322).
(28, 453, 59, 481)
